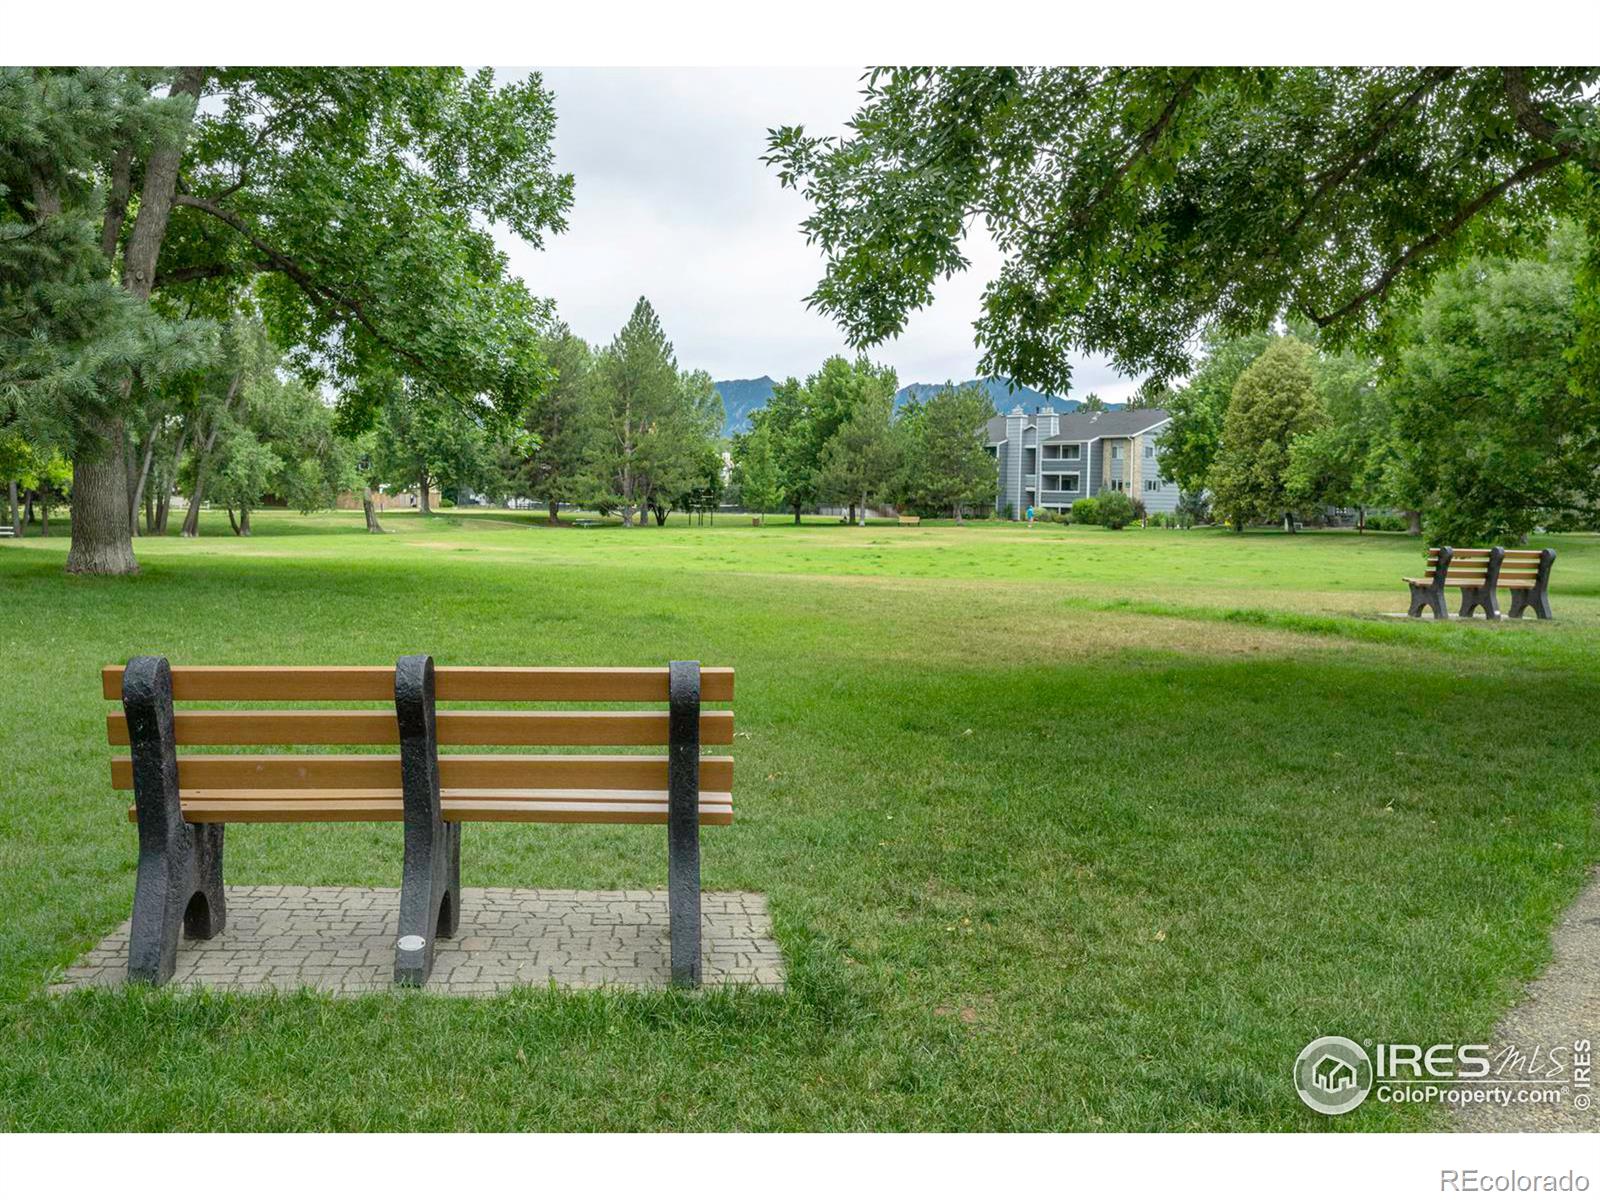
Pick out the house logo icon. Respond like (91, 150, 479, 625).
(1294, 1036, 1373, 1115)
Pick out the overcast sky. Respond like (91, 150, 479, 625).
(496, 67, 1138, 398)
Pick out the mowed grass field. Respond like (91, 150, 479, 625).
(1, 510, 1597, 1131)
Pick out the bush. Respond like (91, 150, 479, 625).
(1130, 497, 1147, 521)
(1071, 496, 1100, 525)
(1002, 502, 1015, 521)
(1097, 490, 1136, 529)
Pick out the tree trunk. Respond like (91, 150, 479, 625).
(66, 68, 205, 576)
(858, 490, 868, 527)
(417, 472, 431, 515)
(39, 496, 50, 537)
(953, 502, 964, 525)
(1405, 509, 1422, 536)
(362, 487, 384, 533)
(1283, 511, 1295, 533)
(6, 480, 17, 535)
(239, 506, 251, 536)
(226, 506, 240, 535)
(1357, 505, 1365, 534)
(792, 503, 802, 525)
(848, 502, 857, 525)
(128, 427, 158, 537)
(66, 415, 140, 574)
(547, 498, 560, 525)
(144, 487, 155, 535)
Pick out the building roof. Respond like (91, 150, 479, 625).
(1043, 408, 1170, 442)
(984, 408, 1171, 445)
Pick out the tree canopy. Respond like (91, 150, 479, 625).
(768, 68, 1600, 394)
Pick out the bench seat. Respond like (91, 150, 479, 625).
(1402, 546, 1556, 619)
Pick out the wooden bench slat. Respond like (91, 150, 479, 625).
(102, 665, 734, 703)
(108, 710, 736, 747)
(126, 794, 735, 825)
(110, 754, 734, 792)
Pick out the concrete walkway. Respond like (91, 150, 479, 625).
(1452, 867, 1600, 1132)
(53, 885, 784, 995)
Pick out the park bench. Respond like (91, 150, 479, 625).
(1402, 546, 1556, 619)
(105, 657, 735, 988)
(897, 515, 921, 526)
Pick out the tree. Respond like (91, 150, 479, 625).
(747, 376, 813, 523)
(576, 300, 722, 528)
(1387, 232, 1595, 544)
(1078, 392, 1107, 413)
(1207, 338, 1325, 530)
(1155, 330, 1273, 495)
(518, 324, 595, 524)
(818, 385, 901, 525)
(731, 423, 781, 523)
(900, 384, 996, 522)
(639, 369, 724, 526)
(1285, 348, 1389, 528)
(768, 68, 1599, 393)
(370, 384, 505, 515)
(2, 66, 572, 574)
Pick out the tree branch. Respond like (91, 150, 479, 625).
(153, 261, 272, 287)
(171, 193, 430, 373)
(1069, 69, 1202, 230)
(1309, 149, 1570, 327)
(1282, 67, 1459, 243)
(1502, 67, 1568, 147)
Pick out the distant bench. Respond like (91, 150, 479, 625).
(106, 658, 735, 988)
(1403, 546, 1557, 619)
(897, 515, 921, 526)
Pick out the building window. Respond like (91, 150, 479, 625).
(1144, 442, 1154, 458)
(1111, 479, 1125, 491)
(1060, 474, 1079, 492)
(1144, 478, 1159, 492)
(1062, 444, 1080, 459)
(1111, 445, 1123, 460)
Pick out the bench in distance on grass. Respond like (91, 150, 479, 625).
(1402, 546, 1557, 619)
(105, 657, 735, 988)
(897, 515, 921, 526)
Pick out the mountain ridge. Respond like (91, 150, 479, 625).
(713, 375, 1098, 437)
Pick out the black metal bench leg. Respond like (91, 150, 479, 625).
(394, 654, 457, 986)
(668, 660, 702, 987)
(124, 655, 226, 985)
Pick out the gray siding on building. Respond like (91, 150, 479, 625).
(1139, 437, 1180, 513)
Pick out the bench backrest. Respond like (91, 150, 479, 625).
(1423, 546, 1498, 586)
(1498, 548, 1555, 590)
(106, 664, 735, 808)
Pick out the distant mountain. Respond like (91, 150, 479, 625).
(712, 377, 778, 437)
(714, 375, 1100, 437)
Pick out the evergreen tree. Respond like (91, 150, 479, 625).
(519, 324, 595, 524)
(901, 385, 996, 523)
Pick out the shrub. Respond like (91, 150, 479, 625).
(1071, 496, 1100, 525)
(1363, 513, 1408, 532)
(1097, 490, 1136, 529)
(1002, 502, 1015, 521)
(1130, 497, 1147, 521)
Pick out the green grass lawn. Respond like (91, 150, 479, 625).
(2, 510, 1596, 1130)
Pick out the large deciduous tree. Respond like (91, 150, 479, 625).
(1388, 231, 1595, 544)
(768, 68, 1599, 393)
(1207, 337, 1325, 531)
(2, 66, 572, 574)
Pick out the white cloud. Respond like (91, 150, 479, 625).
(494, 67, 1138, 399)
